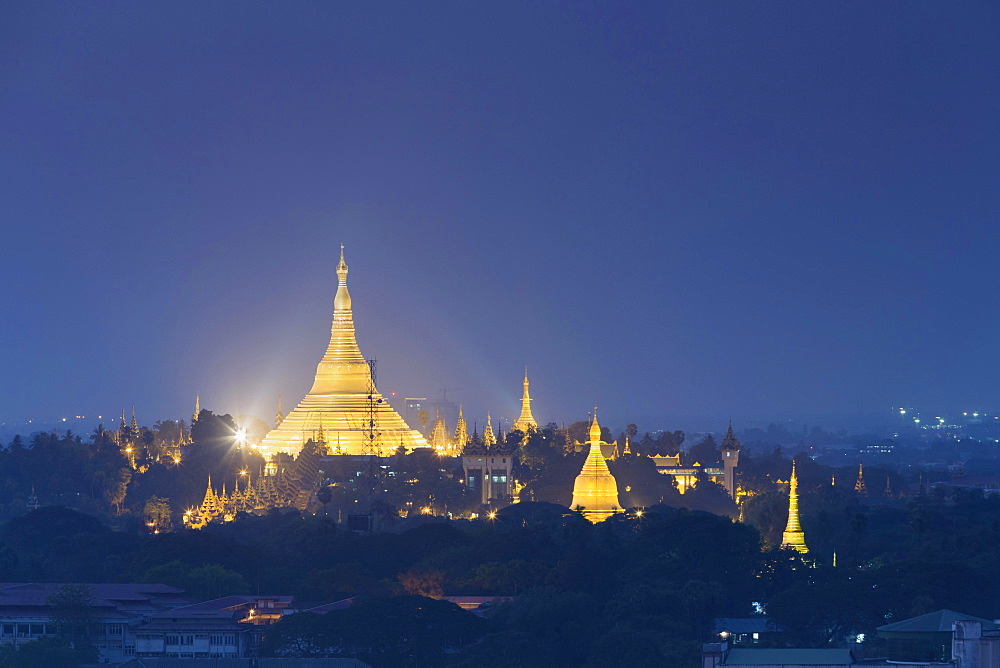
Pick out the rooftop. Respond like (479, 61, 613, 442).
(877, 608, 998, 634)
(723, 648, 855, 665)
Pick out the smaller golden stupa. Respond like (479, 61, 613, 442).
(570, 410, 621, 522)
(781, 460, 809, 554)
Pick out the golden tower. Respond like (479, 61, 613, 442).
(513, 368, 538, 433)
(570, 410, 621, 522)
(453, 405, 469, 450)
(855, 461, 867, 496)
(483, 414, 496, 447)
(429, 408, 449, 451)
(274, 395, 285, 428)
(192, 395, 200, 425)
(258, 246, 427, 456)
(781, 460, 809, 553)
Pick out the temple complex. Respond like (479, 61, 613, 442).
(461, 429, 517, 506)
(513, 368, 538, 433)
(257, 247, 427, 456)
(570, 411, 621, 522)
(649, 422, 741, 498)
(780, 460, 809, 553)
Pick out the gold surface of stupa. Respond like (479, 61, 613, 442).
(781, 460, 809, 553)
(257, 247, 427, 456)
(570, 411, 621, 522)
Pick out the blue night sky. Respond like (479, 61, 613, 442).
(2, 2, 998, 435)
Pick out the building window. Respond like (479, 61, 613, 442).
(225, 634, 236, 645)
(181, 635, 194, 645)
(107, 624, 123, 636)
(125, 645, 135, 655)
(211, 635, 223, 645)
(166, 635, 180, 645)
(2, 624, 13, 636)
(17, 624, 29, 637)
(29, 624, 44, 636)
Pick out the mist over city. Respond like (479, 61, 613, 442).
(2, 3, 999, 667)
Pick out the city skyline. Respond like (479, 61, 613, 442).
(4, 3, 999, 432)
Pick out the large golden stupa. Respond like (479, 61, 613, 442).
(570, 411, 621, 522)
(257, 246, 427, 456)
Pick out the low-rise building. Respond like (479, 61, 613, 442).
(0, 582, 191, 663)
(136, 595, 295, 659)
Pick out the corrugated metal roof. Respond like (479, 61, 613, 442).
(877, 609, 997, 634)
(723, 648, 854, 665)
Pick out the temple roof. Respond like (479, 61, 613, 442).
(877, 609, 997, 634)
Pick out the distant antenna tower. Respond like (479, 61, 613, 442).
(362, 359, 384, 520)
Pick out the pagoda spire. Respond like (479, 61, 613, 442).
(192, 395, 201, 424)
(570, 408, 621, 522)
(130, 406, 139, 438)
(257, 245, 427, 455)
(883, 474, 893, 499)
(483, 414, 496, 447)
(781, 460, 809, 553)
(453, 405, 469, 449)
(513, 367, 538, 433)
(429, 408, 449, 451)
(855, 461, 868, 496)
(275, 395, 284, 428)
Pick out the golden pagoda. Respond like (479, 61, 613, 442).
(781, 460, 808, 553)
(483, 414, 496, 447)
(274, 395, 284, 428)
(513, 368, 538, 433)
(257, 246, 427, 456)
(429, 408, 450, 452)
(453, 405, 469, 450)
(570, 410, 621, 522)
(855, 461, 868, 496)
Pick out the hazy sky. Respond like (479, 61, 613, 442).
(2, 2, 998, 434)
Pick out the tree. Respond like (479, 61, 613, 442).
(47, 584, 98, 660)
(259, 612, 331, 657)
(0, 635, 97, 668)
(397, 568, 445, 597)
(104, 467, 131, 515)
(584, 630, 666, 667)
(451, 631, 558, 667)
(687, 434, 719, 466)
(143, 496, 173, 533)
(185, 564, 250, 601)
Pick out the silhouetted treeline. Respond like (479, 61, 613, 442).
(1, 486, 999, 666)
